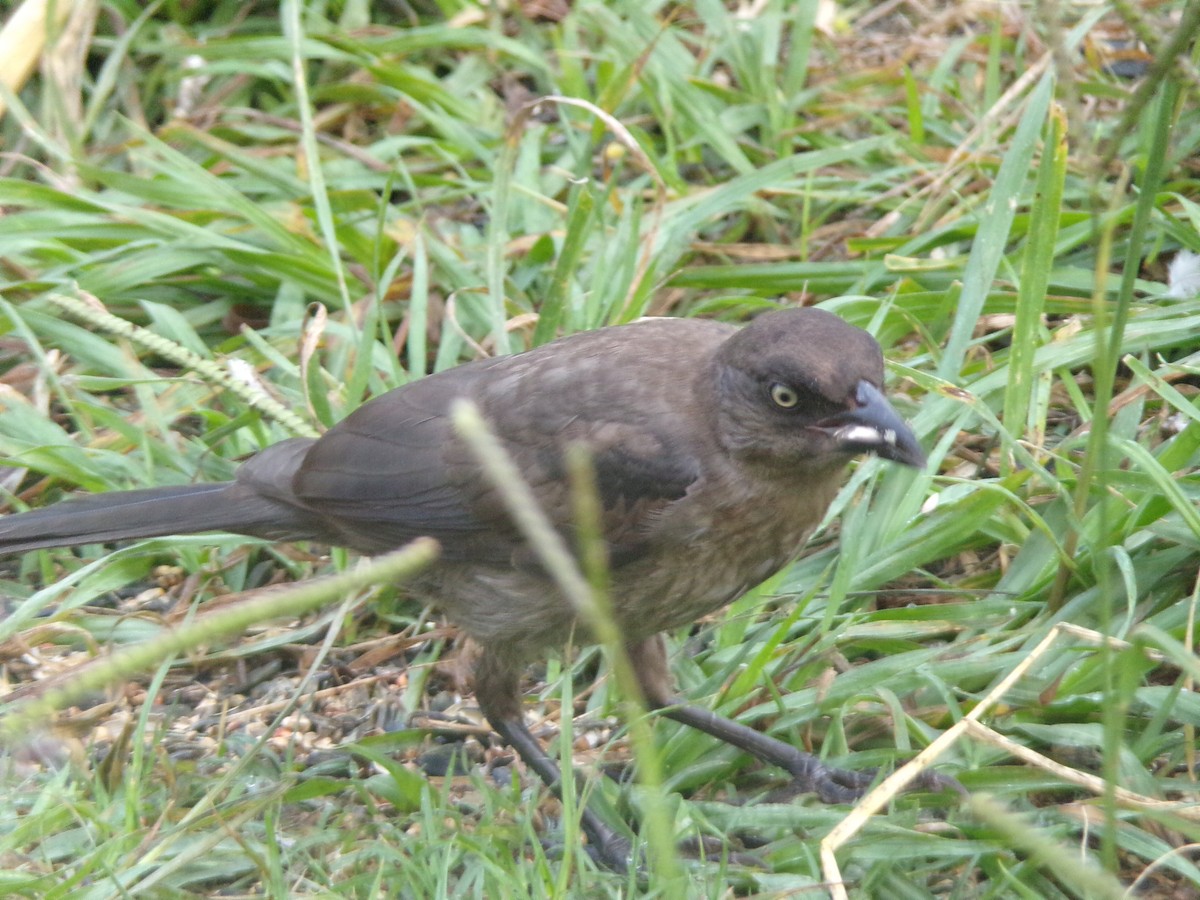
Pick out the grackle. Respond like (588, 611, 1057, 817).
(0, 307, 935, 866)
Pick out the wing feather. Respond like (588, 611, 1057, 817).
(281, 320, 731, 562)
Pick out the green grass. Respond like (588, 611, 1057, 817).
(2, 0, 1200, 896)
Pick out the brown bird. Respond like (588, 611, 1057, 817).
(0, 307, 928, 866)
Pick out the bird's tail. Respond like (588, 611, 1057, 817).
(0, 482, 301, 554)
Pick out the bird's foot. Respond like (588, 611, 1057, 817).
(779, 754, 965, 804)
(582, 831, 767, 872)
(677, 835, 768, 868)
(582, 828, 638, 872)
(780, 755, 876, 803)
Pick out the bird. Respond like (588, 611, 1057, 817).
(0, 306, 930, 866)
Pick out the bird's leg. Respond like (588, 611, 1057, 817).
(473, 648, 634, 869)
(627, 635, 956, 803)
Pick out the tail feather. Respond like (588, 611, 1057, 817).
(0, 483, 305, 554)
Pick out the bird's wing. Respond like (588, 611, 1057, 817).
(282, 362, 498, 555)
(283, 340, 709, 565)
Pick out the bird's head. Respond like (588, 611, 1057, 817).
(709, 308, 926, 471)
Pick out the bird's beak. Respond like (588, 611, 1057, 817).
(820, 381, 927, 468)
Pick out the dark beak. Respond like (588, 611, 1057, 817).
(820, 381, 926, 468)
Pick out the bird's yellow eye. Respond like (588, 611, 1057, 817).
(770, 383, 800, 409)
